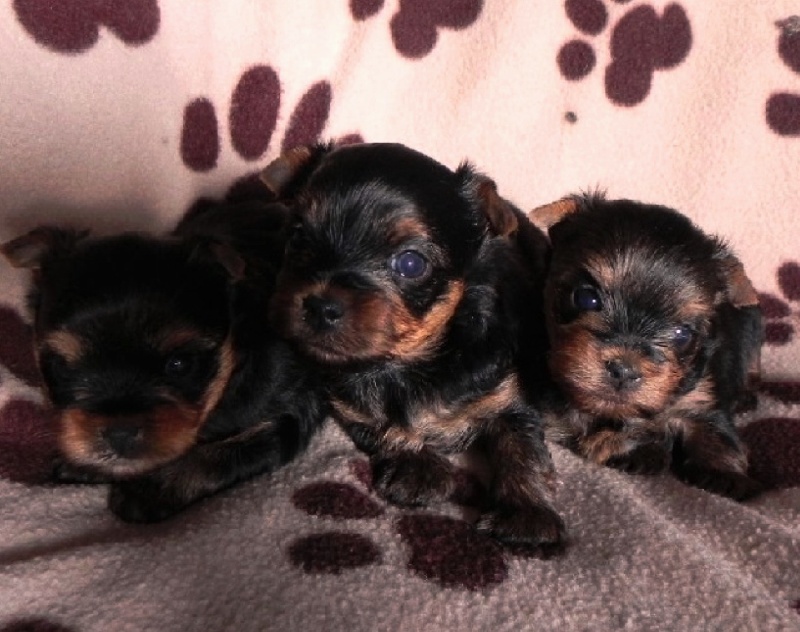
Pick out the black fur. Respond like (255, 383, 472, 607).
(1, 200, 326, 522)
(265, 142, 565, 551)
(531, 194, 763, 500)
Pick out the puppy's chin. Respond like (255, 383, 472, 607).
(58, 405, 203, 478)
(559, 385, 658, 420)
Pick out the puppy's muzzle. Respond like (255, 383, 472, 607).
(605, 358, 642, 392)
(302, 294, 344, 332)
(102, 423, 145, 458)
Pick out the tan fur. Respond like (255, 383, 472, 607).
(527, 198, 579, 233)
(389, 280, 465, 360)
(201, 338, 236, 419)
(718, 253, 759, 307)
(259, 146, 314, 195)
(60, 402, 204, 476)
(42, 330, 85, 364)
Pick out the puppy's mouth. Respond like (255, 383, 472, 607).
(58, 405, 203, 478)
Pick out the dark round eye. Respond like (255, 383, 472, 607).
(391, 250, 428, 279)
(288, 223, 305, 247)
(572, 286, 602, 312)
(672, 325, 695, 351)
(164, 355, 193, 376)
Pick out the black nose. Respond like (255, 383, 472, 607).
(605, 359, 642, 391)
(102, 425, 143, 457)
(303, 294, 344, 331)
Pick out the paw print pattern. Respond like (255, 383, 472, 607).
(180, 65, 362, 201)
(0, 619, 78, 632)
(766, 17, 800, 136)
(13, 0, 160, 54)
(287, 458, 512, 590)
(558, 0, 692, 107)
(0, 307, 59, 484)
(758, 261, 800, 346)
(349, 0, 484, 59)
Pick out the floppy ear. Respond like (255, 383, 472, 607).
(715, 248, 759, 308)
(457, 164, 519, 237)
(260, 143, 333, 198)
(1, 227, 88, 269)
(526, 198, 580, 235)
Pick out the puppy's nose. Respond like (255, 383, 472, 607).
(303, 294, 344, 331)
(102, 425, 143, 457)
(605, 359, 642, 391)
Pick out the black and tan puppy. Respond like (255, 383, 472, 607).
(1, 200, 326, 522)
(528, 194, 763, 500)
(261, 142, 565, 550)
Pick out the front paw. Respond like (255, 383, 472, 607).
(672, 461, 764, 501)
(477, 504, 567, 556)
(51, 459, 112, 485)
(605, 442, 671, 475)
(108, 480, 185, 523)
(372, 451, 454, 507)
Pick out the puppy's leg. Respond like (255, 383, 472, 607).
(370, 425, 456, 507)
(580, 419, 672, 475)
(334, 404, 456, 507)
(477, 409, 566, 553)
(671, 413, 763, 500)
(109, 417, 313, 522)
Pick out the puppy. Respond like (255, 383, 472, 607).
(528, 194, 763, 500)
(261, 142, 565, 550)
(1, 199, 326, 522)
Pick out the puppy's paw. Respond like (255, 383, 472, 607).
(372, 451, 454, 507)
(477, 504, 567, 556)
(605, 442, 671, 475)
(108, 480, 184, 523)
(672, 461, 764, 501)
(51, 459, 112, 485)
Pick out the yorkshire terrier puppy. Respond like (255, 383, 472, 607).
(260, 142, 565, 550)
(1, 199, 326, 522)
(528, 194, 763, 500)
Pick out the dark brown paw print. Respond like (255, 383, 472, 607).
(180, 66, 362, 202)
(349, 0, 483, 59)
(0, 618, 78, 632)
(767, 17, 800, 136)
(0, 305, 60, 484)
(13, 0, 160, 54)
(0, 306, 41, 388)
(758, 261, 800, 346)
(287, 458, 525, 591)
(558, 0, 692, 107)
(0, 399, 60, 484)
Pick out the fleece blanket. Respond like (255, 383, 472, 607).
(0, 1, 799, 630)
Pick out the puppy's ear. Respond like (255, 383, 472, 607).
(260, 143, 333, 198)
(714, 247, 759, 308)
(188, 240, 247, 281)
(457, 164, 519, 237)
(527, 198, 580, 235)
(1, 227, 88, 269)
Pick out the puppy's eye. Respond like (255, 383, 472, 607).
(671, 325, 695, 351)
(288, 223, 308, 249)
(164, 355, 193, 376)
(391, 250, 428, 279)
(572, 286, 602, 312)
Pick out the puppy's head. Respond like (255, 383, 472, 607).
(529, 194, 759, 419)
(262, 143, 519, 365)
(1, 228, 240, 477)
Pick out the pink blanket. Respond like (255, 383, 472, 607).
(1, 1, 798, 630)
